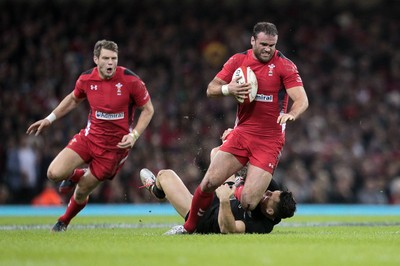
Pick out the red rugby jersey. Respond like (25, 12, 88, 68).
(216, 49, 303, 138)
(73, 66, 150, 150)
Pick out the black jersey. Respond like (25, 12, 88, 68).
(194, 179, 282, 234)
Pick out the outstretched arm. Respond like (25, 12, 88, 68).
(26, 92, 84, 136)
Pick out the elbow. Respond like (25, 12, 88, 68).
(219, 224, 237, 234)
(146, 103, 155, 118)
(301, 102, 309, 115)
(210, 147, 219, 161)
(302, 92, 309, 111)
(206, 88, 213, 98)
(149, 106, 155, 117)
(304, 98, 309, 111)
(220, 228, 229, 234)
(206, 83, 217, 98)
(219, 226, 234, 234)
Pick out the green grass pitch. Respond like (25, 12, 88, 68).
(0, 215, 399, 266)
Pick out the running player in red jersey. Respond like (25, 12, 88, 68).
(27, 40, 154, 232)
(165, 22, 308, 234)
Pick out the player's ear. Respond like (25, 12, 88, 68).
(266, 207, 274, 216)
(251, 36, 255, 46)
(93, 56, 98, 65)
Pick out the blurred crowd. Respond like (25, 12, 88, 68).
(0, 0, 399, 205)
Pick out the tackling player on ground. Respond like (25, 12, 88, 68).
(141, 129, 296, 234)
(140, 168, 296, 234)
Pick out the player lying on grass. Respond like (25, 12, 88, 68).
(140, 167, 296, 234)
(152, 128, 296, 234)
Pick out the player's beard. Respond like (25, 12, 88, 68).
(254, 48, 273, 63)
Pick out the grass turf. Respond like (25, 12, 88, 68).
(0, 215, 399, 266)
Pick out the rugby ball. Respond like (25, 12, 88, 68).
(232, 66, 258, 104)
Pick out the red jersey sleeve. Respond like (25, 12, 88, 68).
(130, 79, 150, 107)
(281, 60, 303, 90)
(216, 54, 245, 83)
(73, 78, 87, 99)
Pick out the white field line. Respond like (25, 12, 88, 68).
(1, 221, 400, 231)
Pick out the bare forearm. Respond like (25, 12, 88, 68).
(218, 200, 237, 233)
(207, 80, 225, 98)
(288, 98, 308, 120)
(52, 92, 82, 120)
(287, 86, 309, 120)
(133, 100, 154, 135)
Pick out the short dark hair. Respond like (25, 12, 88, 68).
(93, 40, 118, 58)
(253, 22, 278, 38)
(275, 191, 296, 219)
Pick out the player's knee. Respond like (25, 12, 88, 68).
(157, 169, 174, 182)
(47, 167, 60, 182)
(158, 169, 182, 189)
(210, 147, 219, 160)
(200, 177, 220, 193)
(240, 192, 258, 211)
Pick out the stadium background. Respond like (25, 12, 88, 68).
(0, 0, 399, 206)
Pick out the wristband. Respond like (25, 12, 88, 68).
(129, 129, 140, 140)
(221, 84, 229, 96)
(45, 112, 57, 124)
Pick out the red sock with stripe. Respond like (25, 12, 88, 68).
(69, 168, 86, 183)
(183, 186, 214, 233)
(58, 196, 88, 225)
(234, 185, 244, 201)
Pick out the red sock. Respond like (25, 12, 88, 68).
(184, 186, 214, 233)
(69, 168, 86, 183)
(234, 185, 244, 201)
(58, 196, 88, 225)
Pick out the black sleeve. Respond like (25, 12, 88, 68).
(244, 218, 274, 234)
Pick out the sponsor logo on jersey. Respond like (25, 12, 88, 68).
(90, 85, 98, 90)
(255, 94, 273, 102)
(95, 111, 124, 120)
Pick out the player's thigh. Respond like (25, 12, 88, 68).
(48, 148, 85, 179)
(202, 151, 243, 191)
(158, 169, 192, 218)
(242, 165, 272, 206)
